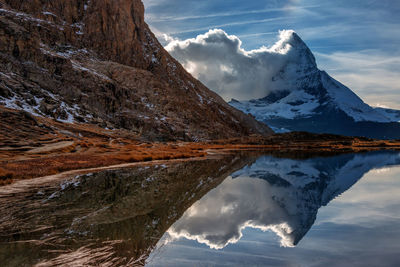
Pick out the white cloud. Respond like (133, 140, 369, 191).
(166, 29, 315, 101)
(166, 29, 400, 109)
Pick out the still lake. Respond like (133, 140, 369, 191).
(1, 151, 399, 266)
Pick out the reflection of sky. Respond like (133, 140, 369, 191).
(316, 167, 400, 226)
(147, 158, 400, 266)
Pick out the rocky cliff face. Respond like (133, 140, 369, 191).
(0, 0, 273, 141)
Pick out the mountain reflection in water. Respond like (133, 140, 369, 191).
(0, 154, 255, 266)
(164, 151, 400, 251)
(1, 151, 400, 266)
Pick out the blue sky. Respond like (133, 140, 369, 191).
(143, 0, 400, 109)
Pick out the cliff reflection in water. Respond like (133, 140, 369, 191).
(0, 154, 255, 266)
(164, 151, 400, 249)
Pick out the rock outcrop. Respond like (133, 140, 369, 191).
(0, 0, 273, 141)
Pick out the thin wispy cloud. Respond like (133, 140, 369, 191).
(167, 17, 289, 36)
(237, 32, 276, 38)
(147, 5, 319, 23)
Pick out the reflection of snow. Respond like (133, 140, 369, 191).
(167, 151, 400, 249)
(167, 176, 307, 249)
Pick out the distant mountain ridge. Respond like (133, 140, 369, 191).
(229, 31, 400, 139)
(0, 0, 272, 141)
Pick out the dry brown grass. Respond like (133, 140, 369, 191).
(1, 133, 400, 185)
(2, 106, 400, 186)
(0, 143, 207, 182)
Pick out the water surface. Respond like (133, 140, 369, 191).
(0, 151, 399, 266)
(147, 151, 400, 267)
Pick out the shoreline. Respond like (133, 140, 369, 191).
(2, 107, 400, 186)
(2, 138, 400, 187)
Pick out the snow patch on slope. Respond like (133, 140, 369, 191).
(0, 84, 43, 117)
(374, 107, 400, 123)
(231, 90, 320, 120)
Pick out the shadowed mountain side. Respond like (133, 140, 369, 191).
(0, 154, 256, 266)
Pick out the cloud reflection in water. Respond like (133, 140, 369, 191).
(166, 151, 400, 249)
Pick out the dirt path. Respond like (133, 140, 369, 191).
(27, 141, 75, 154)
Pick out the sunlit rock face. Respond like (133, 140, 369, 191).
(167, 151, 400, 249)
(0, 154, 254, 266)
(0, 0, 272, 141)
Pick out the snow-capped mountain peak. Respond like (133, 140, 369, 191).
(230, 31, 400, 138)
(270, 30, 316, 69)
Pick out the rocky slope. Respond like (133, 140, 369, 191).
(229, 31, 400, 139)
(0, 0, 272, 141)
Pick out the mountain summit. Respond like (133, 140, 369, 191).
(230, 31, 400, 139)
(270, 31, 317, 69)
(0, 0, 272, 141)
